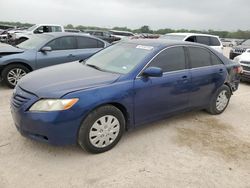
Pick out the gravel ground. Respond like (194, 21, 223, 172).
(0, 48, 250, 188)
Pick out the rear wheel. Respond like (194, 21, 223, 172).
(207, 85, 231, 115)
(78, 105, 125, 153)
(2, 64, 30, 88)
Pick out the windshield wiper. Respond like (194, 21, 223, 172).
(86, 64, 102, 71)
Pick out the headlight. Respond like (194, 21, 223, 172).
(29, 98, 79, 112)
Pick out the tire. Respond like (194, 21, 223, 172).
(2, 64, 30, 88)
(207, 85, 231, 115)
(78, 105, 125, 153)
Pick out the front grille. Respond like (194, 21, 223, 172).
(242, 65, 250, 72)
(12, 94, 30, 108)
(234, 48, 246, 54)
(240, 61, 250, 65)
(11, 87, 33, 108)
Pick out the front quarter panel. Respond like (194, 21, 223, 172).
(64, 80, 134, 132)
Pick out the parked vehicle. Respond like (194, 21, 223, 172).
(229, 39, 250, 60)
(0, 32, 108, 88)
(11, 39, 241, 153)
(85, 30, 120, 43)
(234, 49, 250, 82)
(221, 38, 234, 47)
(8, 24, 65, 44)
(65, 29, 81, 33)
(161, 33, 224, 53)
(109, 30, 135, 39)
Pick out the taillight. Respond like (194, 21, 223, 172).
(234, 66, 243, 74)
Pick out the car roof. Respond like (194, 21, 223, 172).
(35, 24, 63, 27)
(166, 32, 219, 38)
(121, 39, 211, 48)
(110, 30, 134, 34)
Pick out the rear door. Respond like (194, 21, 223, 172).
(187, 46, 227, 108)
(134, 46, 191, 125)
(36, 36, 77, 68)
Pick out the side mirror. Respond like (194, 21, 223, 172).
(40, 46, 52, 52)
(142, 67, 163, 77)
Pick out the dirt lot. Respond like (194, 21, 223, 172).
(0, 48, 250, 188)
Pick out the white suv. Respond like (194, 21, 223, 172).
(8, 24, 65, 44)
(161, 33, 223, 53)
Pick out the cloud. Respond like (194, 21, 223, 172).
(0, 0, 250, 30)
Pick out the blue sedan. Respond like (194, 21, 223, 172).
(11, 39, 241, 153)
(0, 32, 108, 88)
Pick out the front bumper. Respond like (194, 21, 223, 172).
(10, 87, 83, 146)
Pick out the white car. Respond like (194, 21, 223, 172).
(8, 24, 65, 44)
(109, 30, 134, 40)
(161, 33, 224, 53)
(234, 49, 250, 81)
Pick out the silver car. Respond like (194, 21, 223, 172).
(0, 32, 109, 88)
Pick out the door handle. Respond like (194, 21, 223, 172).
(182, 75, 188, 79)
(219, 69, 224, 73)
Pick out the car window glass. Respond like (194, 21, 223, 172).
(46, 36, 76, 50)
(196, 36, 210, 45)
(186, 36, 196, 42)
(77, 36, 104, 49)
(210, 37, 220, 46)
(94, 32, 103, 36)
(51, 26, 62, 32)
(189, 47, 211, 68)
(149, 47, 186, 72)
(210, 52, 223, 65)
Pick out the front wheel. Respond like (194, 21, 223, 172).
(207, 85, 231, 115)
(2, 64, 30, 88)
(78, 105, 125, 153)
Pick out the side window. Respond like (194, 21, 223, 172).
(51, 26, 62, 32)
(186, 36, 196, 42)
(149, 47, 186, 72)
(46, 36, 77, 50)
(188, 47, 211, 68)
(210, 52, 223, 65)
(210, 37, 220, 46)
(77, 37, 104, 49)
(196, 36, 210, 45)
(94, 32, 103, 36)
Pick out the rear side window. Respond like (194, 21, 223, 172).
(210, 37, 220, 46)
(46, 36, 77, 50)
(77, 37, 104, 49)
(149, 46, 186, 72)
(211, 53, 223, 65)
(196, 36, 210, 45)
(188, 47, 211, 68)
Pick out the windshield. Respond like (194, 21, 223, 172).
(26, 25, 37, 31)
(160, 34, 186, 40)
(85, 43, 154, 74)
(16, 35, 53, 49)
(241, 39, 250, 46)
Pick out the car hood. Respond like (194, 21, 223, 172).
(18, 62, 121, 98)
(234, 52, 250, 62)
(0, 43, 24, 56)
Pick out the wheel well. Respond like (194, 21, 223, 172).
(224, 82, 233, 94)
(4, 62, 33, 72)
(108, 102, 130, 130)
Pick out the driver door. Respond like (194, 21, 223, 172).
(133, 46, 191, 125)
(36, 36, 78, 69)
